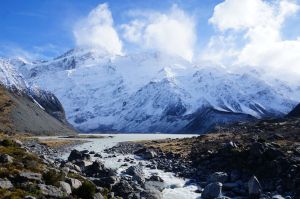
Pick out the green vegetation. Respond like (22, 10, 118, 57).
(74, 181, 96, 199)
(43, 169, 65, 186)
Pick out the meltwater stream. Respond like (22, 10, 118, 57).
(63, 134, 201, 199)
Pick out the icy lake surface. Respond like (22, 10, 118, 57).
(63, 134, 201, 199)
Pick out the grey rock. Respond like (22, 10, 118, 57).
(141, 189, 163, 199)
(0, 178, 13, 189)
(59, 181, 72, 195)
(144, 150, 157, 159)
(24, 196, 36, 199)
(0, 154, 13, 164)
(125, 165, 145, 184)
(64, 162, 82, 172)
(66, 177, 82, 189)
(68, 149, 91, 161)
(38, 184, 64, 198)
(149, 175, 164, 182)
(202, 182, 223, 199)
(208, 172, 228, 183)
(94, 192, 105, 199)
(19, 172, 42, 182)
(272, 195, 285, 199)
(248, 176, 261, 197)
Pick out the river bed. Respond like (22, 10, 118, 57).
(61, 133, 201, 199)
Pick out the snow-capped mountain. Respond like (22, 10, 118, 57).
(0, 57, 70, 125)
(14, 48, 299, 133)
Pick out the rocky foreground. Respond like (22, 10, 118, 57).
(0, 133, 167, 199)
(106, 118, 300, 199)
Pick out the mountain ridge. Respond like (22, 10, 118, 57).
(6, 48, 300, 133)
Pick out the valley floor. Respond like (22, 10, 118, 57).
(105, 118, 300, 198)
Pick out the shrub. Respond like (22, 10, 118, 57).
(74, 181, 96, 199)
(43, 169, 65, 186)
(1, 139, 14, 147)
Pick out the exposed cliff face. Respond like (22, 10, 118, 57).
(14, 48, 299, 133)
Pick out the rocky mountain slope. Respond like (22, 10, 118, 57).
(13, 48, 300, 133)
(288, 103, 300, 118)
(0, 58, 76, 135)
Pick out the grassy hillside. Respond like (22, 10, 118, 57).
(0, 85, 76, 136)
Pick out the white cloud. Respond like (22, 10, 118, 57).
(205, 0, 300, 81)
(121, 5, 196, 62)
(73, 3, 123, 55)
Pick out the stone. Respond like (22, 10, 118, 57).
(94, 153, 102, 158)
(85, 160, 116, 178)
(94, 192, 104, 199)
(66, 178, 82, 189)
(19, 172, 42, 182)
(272, 195, 285, 199)
(208, 172, 228, 183)
(202, 182, 223, 199)
(135, 148, 157, 159)
(0, 178, 13, 189)
(112, 180, 134, 198)
(144, 150, 157, 159)
(248, 176, 261, 197)
(24, 196, 36, 199)
(68, 149, 91, 162)
(59, 181, 72, 195)
(38, 184, 64, 198)
(93, 176, 120, 188)
(140, 189, 163, 199)
(0, 154, 13, 164)
(149, 175, 164, 182)
(89, 151, 95, 154)
(125, 165, 145, 184)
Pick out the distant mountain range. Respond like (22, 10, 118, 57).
(1, 48, 300, 133)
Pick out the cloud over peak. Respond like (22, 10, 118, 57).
(73, 3, 123, 55)
(205, 0, 300, 81)
(121, 5, 196, 62)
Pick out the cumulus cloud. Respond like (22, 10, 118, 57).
(73, 3, 123, 55)
(121, 5, 196, 62)
(205, 0, 300, 81)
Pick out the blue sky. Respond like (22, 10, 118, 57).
(0, 0, 222, 59)
(1, 0, 300, 80)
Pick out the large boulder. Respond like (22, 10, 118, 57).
(125, 165, 145, 184)
(66, 178, 82, 189)
(59, 181, 72, 195)
(140, 189, 163, 199)
(202, 182, 223, 199)
(19, 172, 42, 182)
(208, 172, 228, 183)
(0, 178, 13, 189)
(135, 148, 157, 159)
(112, 180, 135, 198)
(0, 154, 13, 164)
(248, 176, 261, 198)
(84, 160, 116, 178)
(38, 184, 64, 198)
(68, 149, 91, 162)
